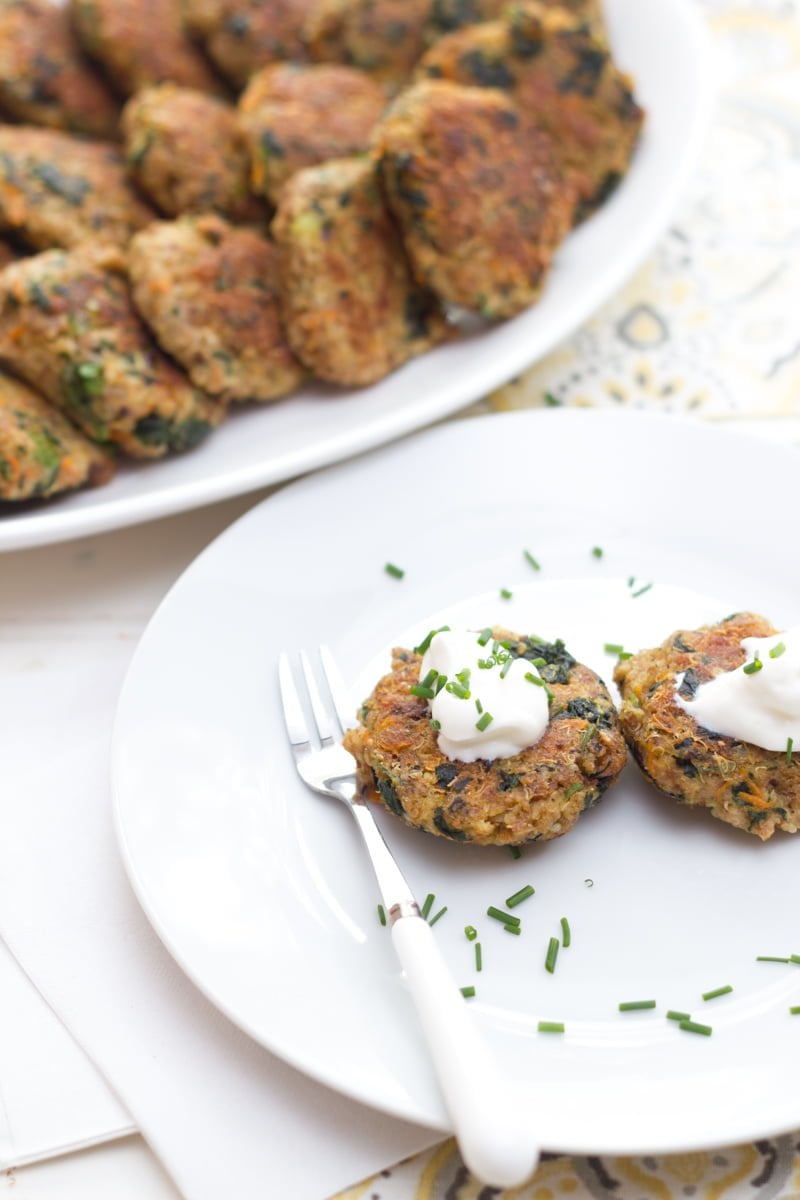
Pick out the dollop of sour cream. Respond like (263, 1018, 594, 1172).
(419, 629, 549, 763)
(675, 626, 800, 752)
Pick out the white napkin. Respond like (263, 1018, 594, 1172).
(0, 509, 439, 1200)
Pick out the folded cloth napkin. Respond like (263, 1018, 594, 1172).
(0, 512, 439, 1200)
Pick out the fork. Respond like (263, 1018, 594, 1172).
(278, 646, 540, 1190)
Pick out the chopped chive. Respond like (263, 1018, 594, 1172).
(769, 642, 786, 659)
(702, 985, 733, 1001)
(544, 391, 561, 407)
(579, 725, 597, 750)
(475, 698, 483, 714)
(525, 671, 553, 702)
(790, 1006, 800, 1015)
(460, 986, 476, 999)
(788, 737, 795, 763)
(523, 550, 541, 571)
(618, 999, 656, 1012)
(487, 906, 520, 927)
(377, 904, 387, 926)
(499, 656, 514, 679)
(591, 546, 603, 559)
(430, 719, 441, 731)
(666, 1010, 691, 1022)
(679, 1020, 712, 1036)
(477, 656, 496, 669)
(477, 628, 492, 647)
(627, 576, 635, 588)
(475, 942, 482, 972)
(743, 656, 763, 675)
(503, 923, 522, 935)
(506, 884, 535, 908)
(604, 643, 625, 655)
(414, 626, 450, 655)
(619, 651, 633, 660)
(545, 937, 559, 973)
(509, 846, 522, 860)
(420, 668, 438, 690)
(464, 925, 478, 941)
(429, 905, 447, 927)
(538, 1021, 565, 1034)
(500, 587, 513, 600)
(631, 582, 653, 599)
(790, 954, 800, 965)
(560, 917, 571, 947)
(565, 781, 583, 800)
(456, 668, 471, 687)
(409, 684, 435, 699)
(421, 893, 435, 919)
(475, 711, 494, 732)
(756, 956, 790, 963)
(446, 681, 470, 699)
(584, 878, 594, 887)
(384, 562, 404, 579)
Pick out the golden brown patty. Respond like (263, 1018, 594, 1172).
(424, 0, 509, 39)
(303, 0, 431, 91)
(0, 0, 120, 137)
(614, 613, 800, 841)
(70, 0, 225, 97)
(129, 215, 305, 403)
(343, 627, 627, 846)
(417, 4, 643, 217)
(271, 156, 447, 385)
(0, 127, 154, 250)
(182, 0, 315, 89)
(375, 80, 574, 318)
(122, 84, 263, 221)
(238, 62, 387, 205)
(0, 370, 115, 501)
(0, 243, 222, 458)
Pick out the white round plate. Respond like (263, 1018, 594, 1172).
(113, 409, 800, 1155)
(0, 0, 710, 553)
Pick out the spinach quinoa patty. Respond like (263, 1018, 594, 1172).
(122, 84, 264, 221)
(0, 243, 223, 458)
(238, 62, 387, 206)
(70, 0, 225, 97)
(182, 0, 315, 89)
(0, 370, 115, 501)
(303, 0, 432, 92)
(271, 156, 447, 385)
(416, 2, 643, 218)
(614, 613, 800, 841)
(0, 0, 120, 137)
(129, 215, 305, 404)
(0, 127, 154, 251)
(375, 79, 574, 318)
(343, 627, 627, 846)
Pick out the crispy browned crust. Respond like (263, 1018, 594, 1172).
(343, 627, 627, 846)
(129, 215, 305, 403)
(0, 127, 154, 250)
(417, 3, 643, 217)
(0, 243, 223, 457)
(375, 80, 574, 318)
(182, 0, 315, 89)
(303, 0, 431, 91)
(122, 84, 263, 221)
(238, 62, 386, 205)
(614, 613, 800, 840)
(70, 0, 225, 97)
(271, 156, 448, 385)
(0, 369, 115, 500)
(0, 0, 120, 137)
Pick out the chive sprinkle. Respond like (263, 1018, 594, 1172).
(487, 906, 520, 927)
(446, 680, 470, 699)
(743, 656, 763, 675)
(409, 684, 435, 699)
(475, 942, 482, 972)
(584, 878, 594, 887)
(631, 582, 654, 599)
(414, 626, 450, 655)
(790, 1006, 800, 1015)
(421, 893, 435, 919)
(420, 668, 438, 689)
(509, 846, 522, 860)
(770, 642, 787, 659)
(464, 925, 478, 941)
(384, 562, 404, 579)
(604, 643, 625, 655)
(618, 999, 656, 1012)
(500, 656, 514, 679)
(429, 905, 447, 927)
(702, 985, 733, 1001)
(591, 546, 603, 559)
(787, 737, 795, 764)
(500, 587, 513, 600)
(545, 937, 559, 974)
(460, 986, 476, 999)
(791, 954, 800, 965)
(560, 917, 571, 947)
(506, 884, 535, 908)
(538, 1021, 565, 1034)
(377, 904, 387, 926)
(524, 550, 541, 571)
(430, 719, 441, 731)
(544, 391, 561, 407)
(504, 923, 522, 935)
(679, 1020, 712, 1036)
(756, 956, 790, 963)
(475, 711, 493, 731)
(666, 1010, 691, 1022)
(477, 628, 492, 647)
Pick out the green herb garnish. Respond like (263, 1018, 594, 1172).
(702, 985, 733, 1001)
(505, 885, 535, 908)
(618, 999, 656, 1012)
(679, 1020, 712, 1036)
(524, 550, 541, 571)
(537, 1021, 565, 1033)
(487, 906, 519, 928)
(384, 562, 404, 579)
(560, 917, 571, 948)
(545, 937, 559, 974)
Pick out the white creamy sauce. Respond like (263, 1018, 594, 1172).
(420, 629, 549, 763)
(676, 626, 800, 752)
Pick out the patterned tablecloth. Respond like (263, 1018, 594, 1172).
(334, 2, 800, 1197)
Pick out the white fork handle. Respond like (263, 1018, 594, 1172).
(392, 915, 540, 1189)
